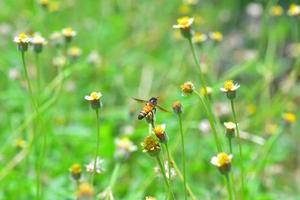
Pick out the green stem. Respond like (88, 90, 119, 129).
(194, 91, 222, 151)
(92, 109, 100, 185)
(105, 162, 121, 200)
(230, 100, 245, 197)
(35, 53, 41, 100)
(164, 143, 175, 199)
(21, 52, 41, 199)
(178, 114, 187, 200)
(228, 137, 233, 154)
(156, 155, 171, 200)
(225, 174, 233, 200)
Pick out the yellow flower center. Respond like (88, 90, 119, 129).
(90, 92, 100, 100)
(283, 112, 296, 124)
(19, 32, 28, 40)
(70, 164, 82, 174)
(217, 153, 231, 166)
(224, 80, 234, 91)
(271, 5, 283, 16)
(177, 17, 191, 27)
(153, 125, 165, 136)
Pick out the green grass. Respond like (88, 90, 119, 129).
(0, 0, 299, 199)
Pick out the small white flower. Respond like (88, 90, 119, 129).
(154, 161, 176, 180)
(85, 157, 105, 174)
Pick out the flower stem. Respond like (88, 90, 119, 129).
(35, 53, 41, 99)
(178, 114, 187, 200)
(156, 155, 172, 200)
(225, 174, 233, 200)
(21, 52, 41, 199)
(230, 99, 245, 197)
(228, 137, 233, 154)
(92, 109, 100, 185)
(105, 162, 121, 200)
(164, 143, 175, 199)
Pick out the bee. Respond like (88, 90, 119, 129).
(132, 97, 169, 120)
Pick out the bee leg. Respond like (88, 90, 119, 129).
(150, 110, 156, 128)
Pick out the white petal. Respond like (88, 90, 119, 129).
(85, 95, 92, 101)
(210, 156, 220, 166)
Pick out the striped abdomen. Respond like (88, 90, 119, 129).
(138, 103, 155, 120)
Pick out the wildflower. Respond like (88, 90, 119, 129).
(224, 122, 236, 138)
(39, 0, 49, 9)
(85, 157, 105, 174)
(209, 31, 223, 42)
(30, 33, 47, 53)
(173, 16, 194, 39)
(85, 91, 102, 110)
(145, 196, 157, 200)
(211, 152, 233, 175)
(201, 86, 212, 97)
(114, 137, 137, 161)
(49, 2, 60, 13)
(13, 32, 30, 52)
(142, 135, 161, 157)
(179, 4, 190, 15)
(154, 161, 176, 180)
(69, 163, 82, 181)
(68, 46, 82, 61)
(52, 56, 66, 68)
(15, 138, 26, 149)
(145, 111, 155, 125)
(76, 182, 94, 199)
(198, 119, 211, 134)
(8, 67, 20, 80)
(181, 81, 194, 95)
(265, 122, 278, 135)
(270, 5, 284, 16)
(283, 112, 296, 124)
(153, 124, 168, 143)
(50, 31, 63, 47)
(192, 32, 207, 44)
(87, 51, 102, 66)
(287, 4, 300, 16)
(62, 27, 76, 43)
(172, 101, 183, 114)
(220, 80, 240, 100)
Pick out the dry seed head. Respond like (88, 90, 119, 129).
(172, 101, 183, 114)
(181, 81, 194, 95)
(142, 135, 161, 157)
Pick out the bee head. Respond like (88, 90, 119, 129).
(149, 97, 158, 105)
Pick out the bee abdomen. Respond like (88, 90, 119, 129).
(138, 111, 147, 120)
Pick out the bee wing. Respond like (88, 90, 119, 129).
(132, 97, 148, 103)
(157, 104, 170, 113)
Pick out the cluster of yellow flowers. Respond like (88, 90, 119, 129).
(270, 3, 300, 16)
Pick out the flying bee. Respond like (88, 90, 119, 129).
(132, 97, 169, 120)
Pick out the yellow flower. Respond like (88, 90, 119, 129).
(67, 46, 82, 59)
(270, 5, 284, 16)
(15, 138, 26, 149)
(52, 56, 66, 68)
(153, 124, 168, 143)
(145, 196, 157, 200)
(115, 137, 137, 160)
(283, 112, 296, 124)
(39, 0, 49, 8)
(220, 80, 240, 92)
(69, 163, 82, 180)
(142, 135, 161, 157)
(62, 27, 77, 42)
(85, 92, 102, 101)
(179, 4, 190, 15)
(211, 152, 233, 167)
(173, 16, 194, 29)
(31, 33, 47, 53)
(211, 152, 233, 174)
(181, 81, 194, 95)
(13, 32, 30, 44)
(192, 32, 207, 44)
(76, 182, 94, 198)
(184, 0, 198, 5)
(209, 31, 223, 42)
(288, 4, 300, 16)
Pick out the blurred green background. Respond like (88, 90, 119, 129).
(0, 0, 299, 199)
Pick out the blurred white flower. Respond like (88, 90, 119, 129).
(114, 137, 137, 160)
(85, 157, 105, 174)
(8, 67, 20, 80)
(87, 51, 102, 66)
(154, 161, 176, 180)
(246, 3, 263, 18)
(198, 119, 211, 134)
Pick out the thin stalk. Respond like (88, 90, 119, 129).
(105, 162, 121, 200)
(178, 114, 187, 200)
(156, 155, 171, 200)
(230, 100, 245, 197)
(164, 143, 175, 199)
(35, 53, 41, 98)
(228, 137, 233, 154)
(194, 91, 222, 151)
(92, 109, 100, 185)
(21, 52, 41, 199)
(225, 174, 233, 200)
